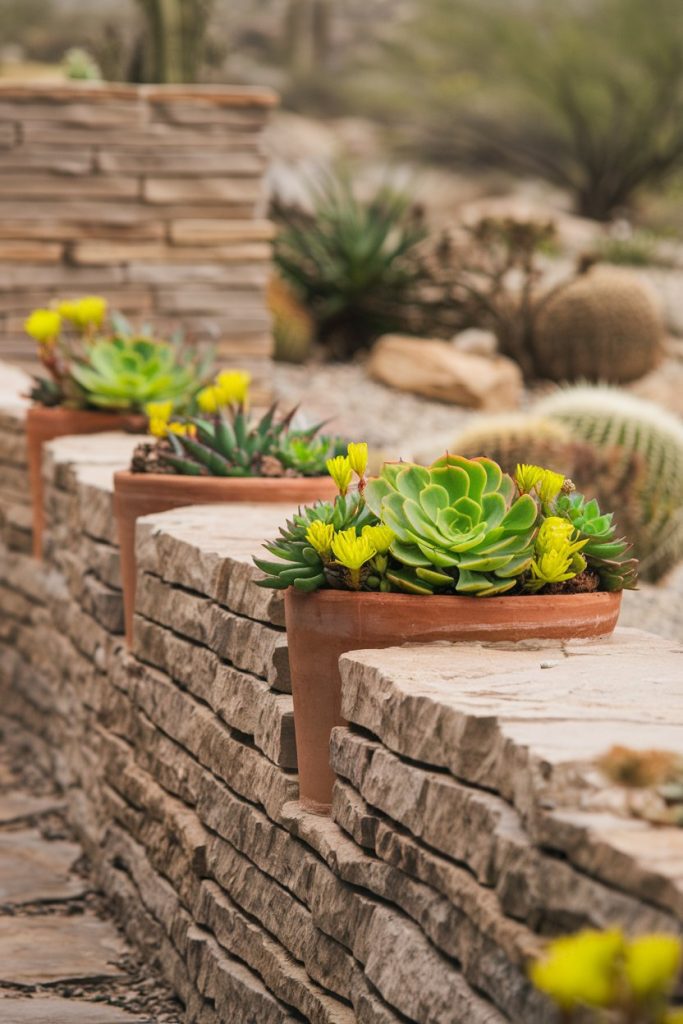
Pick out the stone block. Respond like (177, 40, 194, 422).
(170, 219, 275, 244)
(143, 176, 262, 205)
(97, 148, 265, 176)
(0, 174, 139, 200)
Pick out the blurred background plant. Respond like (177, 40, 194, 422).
(529, 927, 683, 1023)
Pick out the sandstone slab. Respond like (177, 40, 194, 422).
(0, 915, 126, 984)
(0, 830, 86, 905)
(367, 334, 522, 409)
(0, 998, 149, 1023)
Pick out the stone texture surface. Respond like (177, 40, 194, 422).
(367, 334, 523, 409)
(0, 365, 681, 1024)
(0, 917, 126, 984)
(0, 999, 150, 1023)
(0, 82, 274, 394)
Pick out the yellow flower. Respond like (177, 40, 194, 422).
(61, 295, 107, 330)
(516, 464, 544, 494)
(145, 400, 174, 423)
(331, 528, 377, 570)
(362, 524, 395, 554)
(25, 309, 61, 343)
(516, 464, 565, 503)
(536, 468, 565, 503)
(326, 455, 353, 496)
(215, 369, 251, 406)
(347, 442, 368, 478)
(149, 417, 170, 438)
(625, 934, 682, 1002)
(197, 386, 223, 414)
(665, 1012, 683, 1024)
(529, 929, 624, 1011)
(306, 521, 334, 556)
(168, 421, 193, 437)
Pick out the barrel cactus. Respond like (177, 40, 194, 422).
(364, 455, 538, 595)
(446, 414, 593, 479)
(531, 267, 664, 383)
(535, 386, 683, 581)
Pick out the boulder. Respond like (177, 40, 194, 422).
(366, 335, 522, 410)
(452, 328, 498, 357)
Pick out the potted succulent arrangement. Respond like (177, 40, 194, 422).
(255, 449, 638, 812)
(24, 297, 206, 558)
(114, 373, 343, 645)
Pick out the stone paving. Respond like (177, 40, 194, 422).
(0, 718, 182, 1024)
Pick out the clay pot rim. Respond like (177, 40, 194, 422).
(286, 588, 622, 607)
(27, 403, 144, 417)
(114, 469, 331, 489)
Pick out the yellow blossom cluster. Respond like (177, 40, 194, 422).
(196, 370, 251, 413)
(326, 442, 368, 496)
(530, 928, 682, 1018)
(25, 296, 109, 346)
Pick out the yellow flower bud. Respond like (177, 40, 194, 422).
(148, 417, 170, 438)
(61, 295, 107, 330)
(536, 468, 565, 504)
(331, 528, 376, 570)
(215, 369, 251, 406)
(25, 309, 61, 344)
(362, 524, 395, 554)
(197, 386, 222, 414)
(347, 442, 368, 478)
(515, 464, 544, 494)
(306, 521, 334, 556)
(326, 455, 353, 496)
(145, 400, 173, 423)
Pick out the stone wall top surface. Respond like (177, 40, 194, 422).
(0, 82, 279, 108)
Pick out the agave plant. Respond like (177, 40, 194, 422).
(273, 174, 430, 357)
(70, 335, 204, 412)
(365, 455, 538, 595)
(134, 403, 345, 479)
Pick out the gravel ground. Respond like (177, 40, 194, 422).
(272, 360, 475, 461)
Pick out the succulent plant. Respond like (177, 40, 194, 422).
(254, 491, 377, 592)
(135, 404, 344, 478)
(364, 455, 538, 596)
(268, 276, 315, 364)
(536, 386, 683, 581)
(273, 174, 430, 357)
(444, 414, 591, 479)
(532, 267, 663, 383)
(26, 295, 206, 413)
(255, 448, 638, 596)
(70, 336, 204, 412)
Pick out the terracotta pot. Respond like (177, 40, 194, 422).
(113, 470, 338, 647)
(284, 588, 623, 813)
(26, 405, 145, 560)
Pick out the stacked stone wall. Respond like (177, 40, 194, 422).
(0, 366, 682, 1023)
(0, 83, 276, 397)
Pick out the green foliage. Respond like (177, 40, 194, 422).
(152, 407, 344, 479)
(63, 47, 101, 80)
(536, 386, 683, 581)
(254, 493, 375, 591)
(367, 0, 683, 220)
(135, 0, 214, 83)
(70, 336, 203, 412)
(273, 175, 430, 358)
(255, 450, 639, 596)
(365, 456, 538, 596)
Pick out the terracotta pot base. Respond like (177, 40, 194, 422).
(284, 588, 623, 812)
(114, 470, 338, 646)
(26, 406, 144, 559)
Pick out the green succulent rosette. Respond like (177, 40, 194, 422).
(364, 455, 538, 596)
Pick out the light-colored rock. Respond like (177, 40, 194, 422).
(452, 328, 498, 357)
(367, 334, 522, 409)
(0, 916, 126, 984)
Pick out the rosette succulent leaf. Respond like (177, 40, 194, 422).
(70, 336, 203, 411)
(557, 492, 638, 591)
(365, 455, 539, 595)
